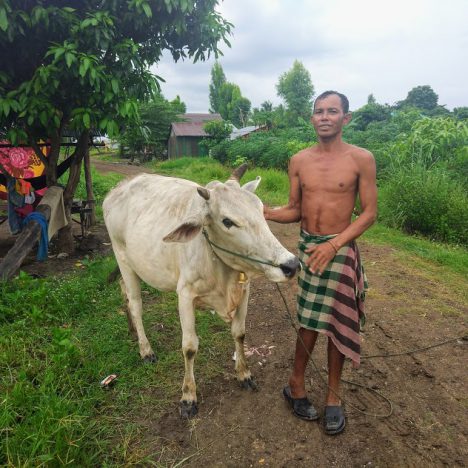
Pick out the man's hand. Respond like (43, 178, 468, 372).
(305, 241, 337, 275)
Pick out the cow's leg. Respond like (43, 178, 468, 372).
(232, 284, 257, 390)
(117, 257, 156, 363)
(119, 277, 137, 340)
(178, 289, 199, 418)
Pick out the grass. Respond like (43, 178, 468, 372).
(0, 259, 231, 465)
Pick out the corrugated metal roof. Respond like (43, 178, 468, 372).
(178, 113, 222, 123)
(171, 122, 210, 137)
(230, 126, 262, 140)
(171, 113, 223, 137)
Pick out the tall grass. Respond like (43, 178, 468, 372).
(378, 164, 468, 245)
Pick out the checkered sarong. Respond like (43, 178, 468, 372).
(297, 231, 368, 366)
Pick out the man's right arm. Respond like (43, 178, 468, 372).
(264, 155, 302, 223)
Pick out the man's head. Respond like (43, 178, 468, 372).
(311, 91, 351, 140)
(313, 90, 349, 114)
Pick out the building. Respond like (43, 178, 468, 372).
(167, 113, 222, 159)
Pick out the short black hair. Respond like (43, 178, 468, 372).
(314, 91, 350, 114)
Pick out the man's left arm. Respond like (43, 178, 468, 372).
(307, 151, 377, 274)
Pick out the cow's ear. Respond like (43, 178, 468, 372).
(197, 186, 210, 200)
(242, 176, 261, 193)
(163, 221, 202, 243)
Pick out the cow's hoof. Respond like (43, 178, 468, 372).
(179, 400, 198, 419)
(240, 377, 258, 391)
(142, 353, 157, 363)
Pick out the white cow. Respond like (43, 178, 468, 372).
(103, 165, 299, 418)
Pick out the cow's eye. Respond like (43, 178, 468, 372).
(222, 218, 235, 228)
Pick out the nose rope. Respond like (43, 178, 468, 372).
(202, 229, 281, 268)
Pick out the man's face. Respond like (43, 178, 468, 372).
(311, 94, 351, 139)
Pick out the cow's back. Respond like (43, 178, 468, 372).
(103, 174, 203, 290)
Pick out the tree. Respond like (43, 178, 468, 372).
(209, 61, 227, 114)
(276, 60, 314, 125)
(351, 97, 392, 131)
(0, 1, 231, 250)
(208, 62, 251, 127)
(454, 107, 468, 120)
(119, 92, 186, 161)
(398, 85, 439, 111)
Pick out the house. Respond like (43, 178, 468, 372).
(168, 113, 222, 159)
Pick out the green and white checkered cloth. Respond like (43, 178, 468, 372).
(297, 231, 368, 366)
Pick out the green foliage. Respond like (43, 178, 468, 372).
(118, 93, 185, 161)
(398, 85, 439, 111)
(199, 119, 233, 155)
(211, 124, 316, 169)
(208, 62, 251, 127)
(0, 0, 232, 148)
(379, 164, 468, 245)
(276, 60, 314, 125)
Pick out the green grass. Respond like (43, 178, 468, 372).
(363, 224, 468, 276)
(0, 260, 231, 465)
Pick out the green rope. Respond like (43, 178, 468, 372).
(202, 229, 280, 268)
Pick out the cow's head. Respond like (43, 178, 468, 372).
(163, 164, 299, 282)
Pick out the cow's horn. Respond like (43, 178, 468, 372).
(229, 163, 248, 182)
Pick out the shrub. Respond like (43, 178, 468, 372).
(378, 164, 468, 245)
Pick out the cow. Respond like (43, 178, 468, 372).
(103, 164, 300, 418)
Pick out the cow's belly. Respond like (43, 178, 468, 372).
(124, 239, 181, 292)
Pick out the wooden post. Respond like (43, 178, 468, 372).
(0, 204, 51, 281)
(83, 140, 96, 226)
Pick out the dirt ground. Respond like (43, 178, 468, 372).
(1, 160, 466, 467)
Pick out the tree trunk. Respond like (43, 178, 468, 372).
(56, 130, 90, 253)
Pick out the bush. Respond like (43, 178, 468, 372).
(378, 164, 468, 245)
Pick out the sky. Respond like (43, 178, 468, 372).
(152, 0, 468, 113)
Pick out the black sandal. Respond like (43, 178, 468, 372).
(282, 386, 319, 421)
(324, 405, 346, 435)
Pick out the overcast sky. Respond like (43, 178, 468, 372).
(152, 0, 468, 113)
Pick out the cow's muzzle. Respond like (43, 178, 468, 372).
(279, 257, 300, 278)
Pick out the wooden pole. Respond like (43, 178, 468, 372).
(83, 140, 96, 226)
(0, 204, 51, 281)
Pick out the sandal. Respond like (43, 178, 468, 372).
(324, 405, 346, 435)
(282, 386, 319, 421)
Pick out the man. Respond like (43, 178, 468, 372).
(264, 91, 377, 435)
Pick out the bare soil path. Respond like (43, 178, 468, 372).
(2, 159, 466, 467)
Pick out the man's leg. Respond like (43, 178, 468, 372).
(289, 327, 319, 398)
(326, 337, 345, 405)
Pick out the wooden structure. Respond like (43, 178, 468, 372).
(167, 113, 222, 159)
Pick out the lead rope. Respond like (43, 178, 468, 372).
(202, 229, 281, 268)
(276, 282, 468, 418)
(275, 282, 394, 419)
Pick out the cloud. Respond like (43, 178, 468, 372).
(152, 0, 468, 111)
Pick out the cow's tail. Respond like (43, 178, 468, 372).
(107, 265, 121, 284)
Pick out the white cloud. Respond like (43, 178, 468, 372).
(152, 0, 468, 111)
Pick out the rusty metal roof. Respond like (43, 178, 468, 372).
(171, 113, 222, 137)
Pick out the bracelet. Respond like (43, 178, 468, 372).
(327, 239, 338, 253)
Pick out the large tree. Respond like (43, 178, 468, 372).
(398, 85, 439, 111)
(276, 60, 314, 125)
(208, 62, 250, 127)
(0, 0, 231, 250)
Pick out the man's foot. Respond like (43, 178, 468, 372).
(283, 386, 319, 421)
(323, 405, 346, 435)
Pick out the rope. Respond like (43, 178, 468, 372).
(275, 282, 467, 419)
(202, 229, 280, 268)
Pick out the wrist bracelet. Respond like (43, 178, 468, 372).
(327, 239, 338, 253)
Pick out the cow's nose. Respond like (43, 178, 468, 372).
(279, 257, 300, 278)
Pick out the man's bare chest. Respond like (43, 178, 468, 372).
(299, 160, 358, 194)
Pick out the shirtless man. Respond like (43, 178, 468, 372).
(264, 91, 377, 435)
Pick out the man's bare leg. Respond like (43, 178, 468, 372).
(326, 337, 345, 405)
(288, 328, 319, 398)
